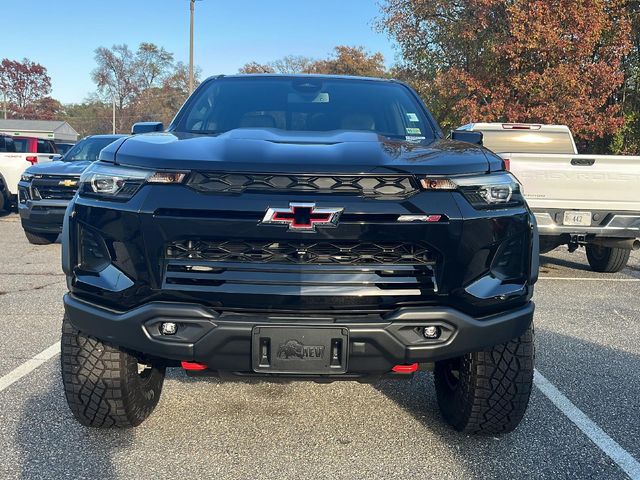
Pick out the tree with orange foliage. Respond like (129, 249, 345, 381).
(239, 46, 386, 78)
(380, 0, 631, 144)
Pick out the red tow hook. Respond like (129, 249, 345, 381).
(391, 363, 418, 373)
(181, 361, 208, 371)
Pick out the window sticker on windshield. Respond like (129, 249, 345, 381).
(405, 135, 426, 142)
(406, 127, 422, 135)
(406, 113, 419, 122)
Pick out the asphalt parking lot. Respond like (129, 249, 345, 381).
(0, 211, 639, 480)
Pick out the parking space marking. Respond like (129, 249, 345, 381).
(0, 342, 60, 393)
(539, 277, 640, 282)
(534, 370, 640, 480)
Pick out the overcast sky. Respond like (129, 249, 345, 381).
(5, 0, 397, 104)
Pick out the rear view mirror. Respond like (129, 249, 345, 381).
(132, 122, 164, 135)
(451, 130, 483, 145)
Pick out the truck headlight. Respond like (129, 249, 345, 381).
(21, 173, 34, 182)
(79, 163, 187, 200)
(420, 173, 524, 209)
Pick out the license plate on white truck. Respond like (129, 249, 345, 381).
(563, 211, 592, 226)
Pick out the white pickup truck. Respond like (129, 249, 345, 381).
(459, 123, 640, 272)
(0, 133, 58, 211)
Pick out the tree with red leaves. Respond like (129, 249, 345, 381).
(0, 58, 52, 119)
(380, 0, 632, 144)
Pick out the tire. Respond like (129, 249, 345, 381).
(586, 244, 631, 273)
(61, 315, 165, 428)
(434, 323, 534, 435)
(24, 230, 59, 245)
(0, 186, 7, 213)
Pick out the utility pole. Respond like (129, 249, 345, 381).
(112, 96, 116, 134)
(189, 0, 202, 94)
(2, 91, 6, 120)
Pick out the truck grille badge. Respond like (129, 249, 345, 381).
(261, 203, 343, 232)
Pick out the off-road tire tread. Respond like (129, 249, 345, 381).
(435, 325, 534, 435)
(24, 230, 58, 245)
(585, 245, 630, 273)
(61, 316, 164, 428)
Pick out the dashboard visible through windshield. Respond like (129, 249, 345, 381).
(174, 76, 436, 142)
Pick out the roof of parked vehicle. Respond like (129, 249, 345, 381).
(208, 73, 395, 82)
(459, 123, 571, 133)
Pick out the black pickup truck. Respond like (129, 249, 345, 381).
(60, 75, 538, 434)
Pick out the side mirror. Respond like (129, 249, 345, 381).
(451, 130, 483, 146)
(131, 122, 164, 135)
(52, 154, 63, 161)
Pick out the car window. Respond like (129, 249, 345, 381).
(13, 138, 29, 152)
(37, 140, 55, 153)
(63, 137, 120, 162)
(176, 77, 435, 141)
(56, 143, 74, 155)
(0, 136, 5, 152)
(480, 130, 576, 154)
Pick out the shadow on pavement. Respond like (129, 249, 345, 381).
(540, 253, 592, 272)
(373, 327, 636, 478)
(13, 365, 134, 480)
(9, 328, 637, 479)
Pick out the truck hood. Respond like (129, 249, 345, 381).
(26, 160, 92, 176)
(108, 130, 496, 175)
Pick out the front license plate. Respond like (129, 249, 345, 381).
(563, 211, 592, 226)
(252, 326, 348, 374)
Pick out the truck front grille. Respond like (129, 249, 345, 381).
(163, 239, 439, 297)
(31, 176, 79, 200)
(166, 239, 436, 265)
(187, 172, 418, 198)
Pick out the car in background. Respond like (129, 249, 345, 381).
(18, 134, 126, 244)
(13, 136, 60, 159)
(458, 123, 640, 272)
(0, 134, 59, 212)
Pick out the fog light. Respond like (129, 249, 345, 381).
(160, 322, 177, 335)
(423, 326, 441, 339)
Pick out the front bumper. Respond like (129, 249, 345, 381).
(19, 199, 69, 233)
(534, 209, 640, 238)
(64, 293, 534, 375)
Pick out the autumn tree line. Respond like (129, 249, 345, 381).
(1, 0, 639, 153)
(0, 43, 200, 137)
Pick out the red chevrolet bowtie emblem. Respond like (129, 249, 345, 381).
(261, 203, 343, 232)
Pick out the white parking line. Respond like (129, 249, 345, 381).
(539, 277, 640, 281)
(534, 370, 640, 480)
(2, 343, 640, 480)
(0, 342, 60, 393)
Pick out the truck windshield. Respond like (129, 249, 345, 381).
(174, 76, 435, 141)
(63, 137, 119, 162)
(481, 130, 576, 154)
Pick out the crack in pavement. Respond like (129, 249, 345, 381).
(0, 272, 64, 276)
(0, 279, 66, 295)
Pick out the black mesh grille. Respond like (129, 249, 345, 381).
(166, 239, 436, 265)
(187, 172, 418, 198)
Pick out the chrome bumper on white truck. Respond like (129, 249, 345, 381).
(534, 209, 640, 238)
